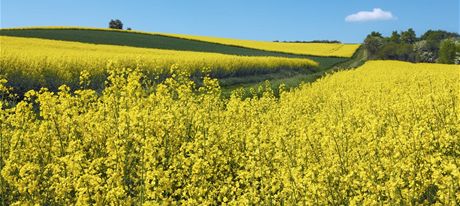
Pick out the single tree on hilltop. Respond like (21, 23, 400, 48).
(109, 19, 123, 29)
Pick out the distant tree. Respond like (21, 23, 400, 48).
(401, 28, 417, 44)
(389, 31, 401, 43)
(413, 40, 436, 62)
(396, 44, 415, 61)
(421, 30, 460, 43)
(456, 43, 460, 64)
(308, 40, 342, 43)
(377, 43, 400, 60)
(109, 19, 123, 29)
(367, 31, 383, 38)
(127, 27, 132, 30)
(364, 35, 384, 58)
(377, 43, 414, 61)
(437, 39, 457, 64)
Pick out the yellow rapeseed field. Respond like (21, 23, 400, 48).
(0, 60, 458, 205)
(165, 33, 360, 58)
(0, 36, 317, 92)
(1, 27, 360, 57)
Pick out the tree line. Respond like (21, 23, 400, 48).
(273, 40, 342, 44)
(364, 29, 460, 64)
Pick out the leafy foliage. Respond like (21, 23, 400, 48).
(421, 30, 460, 43)
(414, 40, 436, 62)
(400, 28, 416, 44)
(437, 39, 458, 64)
(364, 29, 459, 64)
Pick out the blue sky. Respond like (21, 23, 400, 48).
(1, 0, 458, 43)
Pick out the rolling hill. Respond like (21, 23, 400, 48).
(0, 36, 319, 94)
(0, 27, 362, 96)
(0, 27, 352, 70)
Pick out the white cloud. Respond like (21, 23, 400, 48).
(345, 8, 396, 22)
